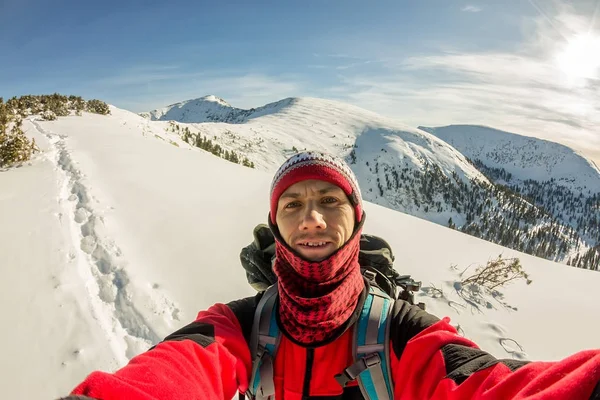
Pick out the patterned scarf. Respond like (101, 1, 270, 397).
(270, 221, 365, 345)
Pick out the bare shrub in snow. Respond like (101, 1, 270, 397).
(460, 255, 532, 291)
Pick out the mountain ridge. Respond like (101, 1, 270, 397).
(140, 95, 298, 124)
(137, 95, 599, 269)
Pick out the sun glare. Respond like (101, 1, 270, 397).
(556, 33, 600, 81)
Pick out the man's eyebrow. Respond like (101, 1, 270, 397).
(318, 187, 338, 195)
(280, 192, 301, 199)
(279, 186, 339, 200)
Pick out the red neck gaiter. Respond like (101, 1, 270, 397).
(271, 225, 365, 345)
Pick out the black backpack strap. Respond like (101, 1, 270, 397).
(246, 285, 280, 400)
(335, 285, 394, 400)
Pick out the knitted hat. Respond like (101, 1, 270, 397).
(270, 151, 363, 224)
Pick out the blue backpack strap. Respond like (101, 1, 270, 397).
(246, 284, 280, 400)
(335, 286, 394, 400)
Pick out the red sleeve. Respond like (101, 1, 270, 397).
(71, 303, 252, 400)
(391, 317, 600, 400)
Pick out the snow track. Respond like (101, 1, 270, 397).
(32, 119, 162, 361)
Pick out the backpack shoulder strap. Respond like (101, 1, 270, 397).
(335, 286, 394, 400)
(246, 284, 280, 400)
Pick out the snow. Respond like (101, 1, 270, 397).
(421, 124, 600, 193)
(0, 128, 120, 396)
(2, 107, 600, 399)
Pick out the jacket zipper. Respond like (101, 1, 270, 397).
(302, 348, 315, 399)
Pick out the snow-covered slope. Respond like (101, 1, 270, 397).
(420, 125, 600, 193)
(3, 108, 600, 399)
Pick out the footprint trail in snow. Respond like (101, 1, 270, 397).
(32, 119, 179, 361)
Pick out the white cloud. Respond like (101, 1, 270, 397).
(321, 4, 600, 165)
(462, 5, 482, 13)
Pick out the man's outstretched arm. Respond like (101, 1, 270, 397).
(66, 296, 257, 400)
(390, 301, 600, 400)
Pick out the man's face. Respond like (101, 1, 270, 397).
(275, 179, 355, 261)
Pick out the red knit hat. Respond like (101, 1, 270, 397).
(269, 151, 363, 224)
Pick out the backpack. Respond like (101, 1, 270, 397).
(239, 224, 424, 400)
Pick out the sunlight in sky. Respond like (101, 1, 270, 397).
(556, 33, 600, 82)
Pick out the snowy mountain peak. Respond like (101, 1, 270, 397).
(141, 95, 237, 123)
(140, 95, 297, 124)
(420, 124, 600, 193)
(197, 95, 231, 107)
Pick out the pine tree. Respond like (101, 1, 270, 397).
(182, 128, 192, 144)
(86, 99, 110, 115)
(0, 97, 9, 138)
(69, 95, 85, 115)
(1, 118, 33, 167)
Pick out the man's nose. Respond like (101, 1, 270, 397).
(300, 207, 326, 230)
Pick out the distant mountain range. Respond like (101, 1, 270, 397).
(140, 96, 600, 270)
(420, 125, 600, 193)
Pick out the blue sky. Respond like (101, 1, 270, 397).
(1, 0, 599, 160)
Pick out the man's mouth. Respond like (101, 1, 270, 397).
(297, 241, 330, 248)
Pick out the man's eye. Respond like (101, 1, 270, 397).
(322, 197, 337, 204)
(285, 201, 301, 209)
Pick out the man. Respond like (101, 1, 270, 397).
(62, 151, 600, 399)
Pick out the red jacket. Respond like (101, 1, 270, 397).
(71, 289, 600, 399)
